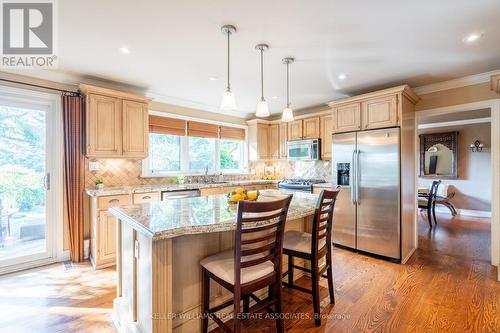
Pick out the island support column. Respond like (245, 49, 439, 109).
(113, 219, 174, 333)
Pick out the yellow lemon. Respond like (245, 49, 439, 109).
(229, 194, 240, 203)
(235, 187, 244, 194)
(246, 191, 258, 200)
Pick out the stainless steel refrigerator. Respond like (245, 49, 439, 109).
(331, 127, 401, 260)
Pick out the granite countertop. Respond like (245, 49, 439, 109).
(85, 179, 280, 197)
(109, 189, 318, 241)
(313, 183, 335, 188)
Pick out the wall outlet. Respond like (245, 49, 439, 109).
(89, 161, 100, 171)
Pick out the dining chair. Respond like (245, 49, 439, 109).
(200, 194, 293, 333)
(282, 188, 340, 326)
(418, 180, 441, 227)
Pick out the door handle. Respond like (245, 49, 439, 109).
(43, 173, 51, 191)
(356, 150, 361, 204)
(351, 150, 356, 204)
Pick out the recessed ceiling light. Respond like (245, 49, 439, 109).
(464, 33, 482, 43)
(338, 73, 347, 80)
(209, 76, 218, 81)
(272, 96, 278, 100)
(120, 47, 130, 54)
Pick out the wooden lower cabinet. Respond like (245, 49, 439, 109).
(89, 192, 159, 269)
(97, 211, 117, 262)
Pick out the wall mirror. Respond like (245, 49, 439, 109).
(419, 131, 458, 178)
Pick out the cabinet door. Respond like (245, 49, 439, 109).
(287, 120, 303, 140)
(361, 95, 398, 130)
(257, 124, 269, 159)
(268, 124, 280, 159)
(332, 103, 361, 133)
(303, 117, 320, 139)
(122, 100, 149, 158)
(98, 211, 117, 262)
(87, 94, 122, 157)
(320, 114, 333, 160)
(279, 123, 288, 159)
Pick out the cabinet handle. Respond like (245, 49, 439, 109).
(109, 199, 120, 203)
(142, 196, 151, 200)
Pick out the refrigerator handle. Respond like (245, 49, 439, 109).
(356, 149, 361, 204)
(351, 149, 356, 204)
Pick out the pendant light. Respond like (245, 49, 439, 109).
(281, 57, 295, 122)
(255, 44, 270, 117)
(220, 25, 237, 111)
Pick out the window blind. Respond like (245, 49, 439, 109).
(187, 121, 219, 138)
(219, 126, 245, 140)
(149, 115, 186, 136)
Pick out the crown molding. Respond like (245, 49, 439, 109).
(414, 69, 500, 95)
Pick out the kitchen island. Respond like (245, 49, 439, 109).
(109, 190, 319, 333)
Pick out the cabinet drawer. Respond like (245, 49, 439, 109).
(97, 194, 131, 210)
(133, 192, 160, 204)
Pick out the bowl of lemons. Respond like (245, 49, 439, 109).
(227, 187, 259, 204)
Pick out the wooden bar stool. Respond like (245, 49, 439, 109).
(200, 194, 293, 333)
(283, 189, 340, 326)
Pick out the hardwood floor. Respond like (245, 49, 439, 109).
(0, 213, 498, 333)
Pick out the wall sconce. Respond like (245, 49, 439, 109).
(469, 140, 484, 152)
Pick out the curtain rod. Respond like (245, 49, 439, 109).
(0, 78, 80, 96)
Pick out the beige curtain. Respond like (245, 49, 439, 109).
(62, 95, 85, 262)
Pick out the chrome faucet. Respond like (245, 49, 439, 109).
(204, 166, 209, 183)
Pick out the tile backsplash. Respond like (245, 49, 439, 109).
(249, 160, 332, 181)
(85, 158, 332, 189)
(84, 159, 255, 189)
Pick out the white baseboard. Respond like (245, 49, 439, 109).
(433, 206, 492, 218)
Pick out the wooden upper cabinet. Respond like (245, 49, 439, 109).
(122, 100, 148, 158)
(288, 120, 303, 140)
(328, 85, 418, 134)
(362, 95, 398, 130)
(320, 114, 333, 160)
(303, 117, 320, 139)
(81, 84, 150, 159)
(268, 124, 280, 159)
(87, 94, 122, 157)
(257, 124, 270, 159)
(279, 123, 288, 159)
(331, 103, 361, 133)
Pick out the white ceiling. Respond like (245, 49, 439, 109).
(14, 0, 500, 118)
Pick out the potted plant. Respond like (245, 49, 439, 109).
(95, 177, 104, 190)
(177, 175, 185, 185)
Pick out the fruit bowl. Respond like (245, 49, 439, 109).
(227, 187, 259, 204)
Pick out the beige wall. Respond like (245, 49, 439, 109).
(418, 123, 492, 212)
(415, 82, 499, 111)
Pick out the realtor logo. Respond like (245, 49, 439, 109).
(1, 0, 57, 68)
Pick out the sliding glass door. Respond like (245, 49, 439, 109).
(0, 87, 61, 273)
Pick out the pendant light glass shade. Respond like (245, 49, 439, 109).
(221, 88, 237, 111)
(256, 98, 270, 117)
(255, 44, 270, 117)
(281, 57, 295, 122)
(281, 107, 294, 122)
(220, 25, 237, 111)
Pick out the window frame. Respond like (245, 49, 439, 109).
(142, 111, 248, 177)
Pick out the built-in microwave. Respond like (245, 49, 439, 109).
(287, 139, 321, 160)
